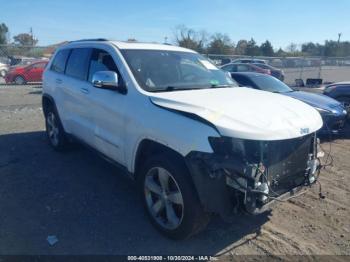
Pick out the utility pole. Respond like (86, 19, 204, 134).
(30, 27, 34, 46)
(337, 33, 342, 57)
(338, 33, 342, 44)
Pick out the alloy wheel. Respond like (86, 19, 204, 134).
(46, 112, 59, 146)
(144, 167, 184, 230)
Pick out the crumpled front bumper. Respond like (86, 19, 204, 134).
(185, 136, 321, 217)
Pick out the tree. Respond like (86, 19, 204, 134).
(13, 33, 38, 46)
(0, 23, 9, 44)
(276, 48, 287, 57)
(127, 38, 137, 42)
(301, 42, 324, 56)
(286, 42, 299, 54)
(173, 25, 207, 53)
(235, 39, 248, 55)
(207, 33, 234, 55)
(246, 38, 260, 56)
(260, 40, 274, 56)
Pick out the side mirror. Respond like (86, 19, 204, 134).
(92, 71, 119, 89)
(92, 71, 124, 92)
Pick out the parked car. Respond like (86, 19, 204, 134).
(231, 58, 267, 64)
(323, 82, 350, 118)
(230, 72, 347, 135)
(221, 63, 271, 75)
(8, 56, 38, 66)
(253, 63, 284, 81)
(0, 62, 9, 77)
(5, 60, 48, 84)
(43, 39, 323, 239)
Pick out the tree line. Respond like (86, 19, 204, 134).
(174, 25, 350, 57)
(1, 22, 350, 57)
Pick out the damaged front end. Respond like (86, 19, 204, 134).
(185, 133, 322, 217)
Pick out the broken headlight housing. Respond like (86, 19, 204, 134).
(208, 136, 262, 163)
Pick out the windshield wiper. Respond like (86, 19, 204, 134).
(211, 84, 235, 88)
(151, 86, 207, 92)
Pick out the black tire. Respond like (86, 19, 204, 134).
(45, 104, 69, 151)
(138, 153, 210, 239)
(14, 75, 26, 85)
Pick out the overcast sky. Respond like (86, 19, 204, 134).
(1, 0, 349, 48)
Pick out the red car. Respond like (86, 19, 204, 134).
(220, 62, 271, 75)
(5, 60, 48, 85)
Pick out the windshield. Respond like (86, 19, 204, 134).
(121, 49, 237, 92)
(251, 75, 293, 93)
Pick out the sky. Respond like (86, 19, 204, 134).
(1, 0, 350, 49)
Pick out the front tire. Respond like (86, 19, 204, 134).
(45, 105, 69, 151)
(14, 75, 26, 85)
(139, 154, 210, 239)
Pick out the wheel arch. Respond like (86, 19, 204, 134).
(133, 139, 188, 179)
(42, 93, 56, 117)
(14, 74, 27, 83)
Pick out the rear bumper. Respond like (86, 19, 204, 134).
(4, 74, 15, 83)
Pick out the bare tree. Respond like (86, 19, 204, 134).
(173, 25, 208, 53)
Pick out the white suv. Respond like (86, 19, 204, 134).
(42, 39, 323, 239)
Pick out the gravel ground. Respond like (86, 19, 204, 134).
(0, 85, 349, 258)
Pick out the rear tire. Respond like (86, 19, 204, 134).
(45, 105, 69, 151)
(139, 153, 210, 239)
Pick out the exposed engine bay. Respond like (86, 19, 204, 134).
(186, 133, 323, 217)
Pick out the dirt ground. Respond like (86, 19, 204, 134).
(0, 85, 349, 258)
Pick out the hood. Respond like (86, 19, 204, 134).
(150, 87, 323, 140)
(285, 91, 341, 112)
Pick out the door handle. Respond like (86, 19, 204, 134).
(80, 88, 89, 94)
(55, 78, 62, 84)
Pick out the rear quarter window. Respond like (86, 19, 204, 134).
(51, 49, 70, 73)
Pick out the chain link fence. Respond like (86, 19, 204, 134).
(206, 54, 350, 86)
(0, 45, 53, 87)
(1, 44, 350, 88)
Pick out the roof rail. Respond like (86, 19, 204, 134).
(69, 38, 108, 43)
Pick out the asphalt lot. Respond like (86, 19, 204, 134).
(0, 85, 349, 257)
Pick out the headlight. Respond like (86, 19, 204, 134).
(208, 137, 242, 155)
(208, 137, 261, 162)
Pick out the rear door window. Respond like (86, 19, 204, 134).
(51, 49, 70, 73)
(221, 64, 233, 72)
(237, 65, 249, 72)
(65, 48, 92, 80)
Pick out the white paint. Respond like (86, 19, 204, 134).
(43, 41, 323, 174)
